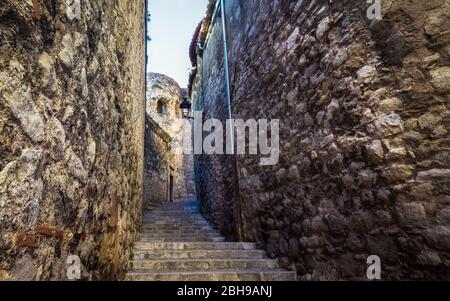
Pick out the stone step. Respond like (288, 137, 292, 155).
(142, 221, 209, 226)
(143, 213, 201, 218)
(145, 212, 201, 214)
(141, 229, 217, 233)
(143, 221, 209, 228)
(144, 218, 204, 220)
(140, 233, 220, 238)
(137, 237, 226, 243)
(140, 230, 219, 235)
(130, 259, 279, 271)
(141, 226, 215, 230)
(144, 214, 201, 218)
(144, 218, 204, 221)
(142, 223, 210, 227)
(130, 202, 297, 282)
(127, 269, 297, 281)
(144, 210, 200, 215)
(153, 204, 195, 207)
(143, 219, 208, 222)
(149, 207, 198, 211)
(133, 249, 266, 260)
(133, 242, 258, 251)
(143, 216, 202, 220)
(139, 236, 222, 241)
(144, 217, 203, 220)
(143, 217, 207, 221)
(141, 226, 215, 231)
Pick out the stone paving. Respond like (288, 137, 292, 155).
(127, 200, 296, 281)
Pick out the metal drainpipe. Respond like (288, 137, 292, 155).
(219, 0, 244, 241)
(220, 0, 235, 154)
(198, 0, 243, 240)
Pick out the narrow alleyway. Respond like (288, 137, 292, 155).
(127, 200, 296, 281)
(1, 0, 449, 282)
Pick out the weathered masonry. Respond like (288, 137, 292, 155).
(0, 0, 146, 280)
(190, 0, 450, 280)
(144, 73, 196, 209)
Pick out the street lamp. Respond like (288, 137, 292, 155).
(180, 97, 192, 119)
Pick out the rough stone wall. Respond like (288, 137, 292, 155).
(0, 0, 146, 280)
(144, 73, 195, 208)
(147, 73, 183, 129)
(179, 153, 196, 199)
(143, 115, 173, 208)
(191, 11, 241, 240)
(191, 0, 450, 280)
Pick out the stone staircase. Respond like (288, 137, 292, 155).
(127, 200, 297, 281)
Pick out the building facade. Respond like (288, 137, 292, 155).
(190, 0, 450, 280)
(144, 73, 196, 209)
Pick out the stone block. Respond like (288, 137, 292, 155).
(417, 169, 450, 181)
(15, 234, 37, 248)
(430, 67, 450, 93)
(35, 226, 64, 239)
(375, 113, 404, 138)
(397, 202, 427, 227)
(382, 164, 415, 184)
(423, 227, 450, 251)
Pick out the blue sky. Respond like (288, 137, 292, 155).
(147, 0, 209, 87)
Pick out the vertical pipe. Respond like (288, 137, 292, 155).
(220, 0, 244, 241)
(220, 0, 235, 154)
